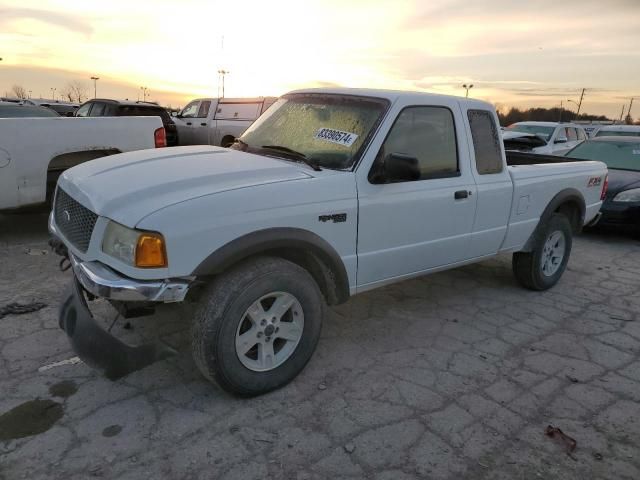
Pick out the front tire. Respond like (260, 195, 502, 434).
(192, 256, 324, 396)
(513, 213, 573, 291)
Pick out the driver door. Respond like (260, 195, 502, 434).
(176, 100, 201, 145)
(356, 101, 477, 288)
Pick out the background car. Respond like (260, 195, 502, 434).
(595, 125, 640, 138)
(75, 99, 178, 146)
(23, 99, 79, 117)
(503, 121, 587, 155)
(174, 97, 277, 147)
(566, 136, 640, 229)
(0, 102, 60, 117)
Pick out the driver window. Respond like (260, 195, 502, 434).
(180, 101, 200, 118)
(197, 101, 211, 118)
(376, 106, 459, 181)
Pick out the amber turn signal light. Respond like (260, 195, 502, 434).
(135, 233, 167, 268)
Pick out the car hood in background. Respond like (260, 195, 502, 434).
(57, 146, 314, 226)
(502, 131, 548, 151)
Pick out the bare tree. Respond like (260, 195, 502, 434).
(11, 85, 28, 99)
(61, 81, 89, 103)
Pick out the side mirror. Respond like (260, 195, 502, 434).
(384, 153, 420, 182)
(555, 136, 568, 144)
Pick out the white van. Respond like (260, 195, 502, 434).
(175, 97, 277, 147)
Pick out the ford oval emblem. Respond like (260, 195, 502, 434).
(63, 210, 71, 223)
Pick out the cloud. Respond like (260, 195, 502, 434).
(0, 7, 93, 36)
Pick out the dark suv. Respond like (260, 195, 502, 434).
(75, 99, 178, 146)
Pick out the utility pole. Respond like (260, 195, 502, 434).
(559, 101, 564, 122)
(576, 88, 585, 117)
(90, 76, 99, 98)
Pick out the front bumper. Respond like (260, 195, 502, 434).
(69, 254, 191, 303)
(59, 278, 176, 380)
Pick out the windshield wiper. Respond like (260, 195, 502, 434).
(260, 145, 322, 171)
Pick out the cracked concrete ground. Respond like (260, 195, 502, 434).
(1, 210, 639, 480)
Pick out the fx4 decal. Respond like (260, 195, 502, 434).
(587, 176, 602, 187)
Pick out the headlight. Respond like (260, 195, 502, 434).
(102, 221, 167, 268)
(613, 188, 640, 203)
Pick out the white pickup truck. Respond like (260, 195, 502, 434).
(51, 88, 607, 396)
(0, 117, 165, 210)
(174, 97, 277, 147)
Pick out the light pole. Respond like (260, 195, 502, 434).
(140, 87, 148, 102)
(566, 99, 579, 118)
(218, 69, 229, 98)
(462, 84, 474, 98)
(90, 76, 99, 98)
(50, 87, 56, 101)
(28, 90, 32, 99)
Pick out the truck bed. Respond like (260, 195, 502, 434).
(506, 150, 582, 166)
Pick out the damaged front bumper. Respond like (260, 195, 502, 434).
(58, 277, 177, 380)
(69, 254, 191, 303)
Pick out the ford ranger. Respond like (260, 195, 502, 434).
(50, 88, 608, 396)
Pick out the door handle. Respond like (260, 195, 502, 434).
(186, 122, 192, 126)
(200, 122, 207, 126)
(454, 190, 469, 199)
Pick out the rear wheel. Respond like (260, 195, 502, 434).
(513, 213, 573, 291)
(192, 256, 324, 396)
(220, 135, 235, 148)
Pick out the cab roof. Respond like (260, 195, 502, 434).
(286, 87, 496, 110)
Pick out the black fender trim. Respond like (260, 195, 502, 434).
(191, 228, 351, 305)
(521, 188, 586, 252)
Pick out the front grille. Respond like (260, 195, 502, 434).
(54, 189, 98, 253)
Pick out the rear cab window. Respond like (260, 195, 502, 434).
(467, 110, 503, 174)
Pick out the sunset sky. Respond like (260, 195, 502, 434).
(1, 0, 639, 118)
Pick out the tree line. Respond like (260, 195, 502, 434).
(8, 81, 88, 103)
(498, 106, 638, 126)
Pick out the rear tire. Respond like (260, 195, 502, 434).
(192, 256, 324, 396)
(513, 213, 573, 291)
(220, 136, 235, 148)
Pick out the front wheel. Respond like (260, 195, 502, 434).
(513, 213, 573, 291)
(192, 256, 324, 396)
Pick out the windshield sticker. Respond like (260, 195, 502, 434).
(314, 128, 359, 147)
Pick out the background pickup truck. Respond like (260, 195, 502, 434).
(51, 88, 607, 396)
(174, 96, 277, 147)
(0, 116, 165, 210)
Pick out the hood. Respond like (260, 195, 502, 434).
(606, 168, 640, 199)
(502, 131, 548, 151)
(58, 145, 313, 226)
